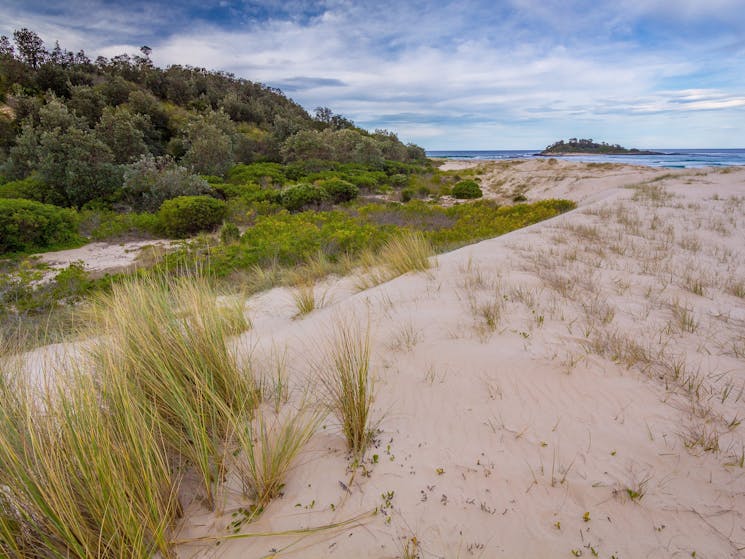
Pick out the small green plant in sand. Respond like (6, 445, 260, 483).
(319, 319, 376, 457)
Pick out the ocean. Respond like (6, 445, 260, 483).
(426, 149, 745, 169)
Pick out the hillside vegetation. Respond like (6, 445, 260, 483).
(540, 138, 660, 155)
(0, 28, 425, 211)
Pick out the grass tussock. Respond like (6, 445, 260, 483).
(89, 274, 256, 509)
(356, 231, 435, 290)
(232, 404, 324, 511)
(319, 319, 376, 458)
(0, 345, 178, 559)
(0, 273, 324, 557)
(292, 283, 322, 317)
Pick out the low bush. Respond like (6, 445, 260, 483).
(219, 221, 240, 244)
(319, 178, 359, 203)
(0, 198, 79, 253)
(0, 176, 50, 202)
(122, 155, 213, 212)
(158, 195, 227, 238)
(79, 209, 161, 241)
(280, 183, 329, 212)
(227, 162, 286, 187)
(452, 180, 483, 199)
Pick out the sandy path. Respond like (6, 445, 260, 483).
(35, 239, 176, 278)
(170, 165, 745, 558)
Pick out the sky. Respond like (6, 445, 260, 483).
(1, 0, 744, 149)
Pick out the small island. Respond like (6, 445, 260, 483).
(539, 138, 661, 156)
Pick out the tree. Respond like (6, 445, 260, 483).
(122, 155, 212, 211)
(13, 28, 46, 68)
(8, 98, 121, 207)
(95, 106, 150, 164)
(180, 110, 236, 175)
(0, 36, 14, 57)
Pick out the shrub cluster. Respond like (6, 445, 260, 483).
(157, 195, 227, 238)
(280, 184, 329, 212)
(0, 198, 79, 252)
(452, 179, 483, 199)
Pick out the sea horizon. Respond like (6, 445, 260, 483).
(426, 148, 745, 169)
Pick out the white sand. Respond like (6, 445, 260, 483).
(36, 239, 176, 279)
(170, 162, 745, 558)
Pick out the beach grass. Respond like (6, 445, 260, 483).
(319, 319, 376, 458)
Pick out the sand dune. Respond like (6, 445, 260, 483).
(168, 163, 745, 558)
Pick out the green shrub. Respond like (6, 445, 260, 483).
(0, 199, 79, 253)
(319, 178, 359, 204)
(158, 196, 227, 238)
(0, 176, 50, 202)
(280, 183, 329, 212)
(80, 210, 162, 241)
(219, 221, 240, 244)
(122, 155, 213, 212)
(452, 180, 483, 199)
(227, 163, 286, 187)
(400, 188, 414, 203)
(212, 182, 260, 199)
(389, 173, 408, 188)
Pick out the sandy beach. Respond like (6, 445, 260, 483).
(159, 160, 745, 558)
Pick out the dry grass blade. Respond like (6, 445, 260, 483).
(0, 342, 179, 559)
(292, 283, 320, 318)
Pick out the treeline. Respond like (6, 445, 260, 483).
(0, 28, 425, 209)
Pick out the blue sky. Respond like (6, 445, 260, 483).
(1, 0, 744, 149)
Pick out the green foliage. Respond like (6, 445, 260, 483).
(79, 209, 161, 240)
(431, 199, 575, 247)
(281, 128, 388, 165)
(8, 98, 122, 208)
(212, 210, 383, 271)
(280, 183, 329, 212)
(94, 105, 150, 164)
(158, 195, 227, 238)
(0, 198, 79, 253)
(227, 162, 286, 187)
(219, 221, 240, 244)
(180, 110, 237, 176)
(122, 155, 213, 212)
(318, 178, 359, 203)
(452, 179, 483, 199)
(542, 138, 655, 155)
(0, 175, 48, 201)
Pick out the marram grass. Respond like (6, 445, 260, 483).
(0, 343, 178, 559)
(318, 319, 376, 457)
(0, 273, 352, 557)
(89, 273, 256, 509)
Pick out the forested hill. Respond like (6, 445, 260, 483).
(0, 28, 425, 208)
(539, 138, 660, 156)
